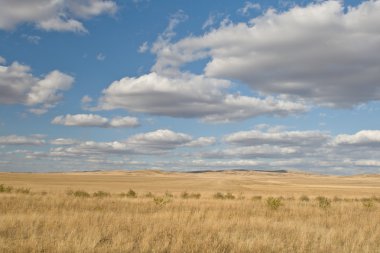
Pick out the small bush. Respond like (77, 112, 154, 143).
(153, 196, 171, 206)
(316, 196, 331, 209)
(67, 190, 90, 198)
(15, 188, 30, 194)
(126, 189, 137, 198)
(181, 191, 190, 199)
(333, 196, 342, 202)
(181, 191, 201, 199)
(93, 191, 111, 198)
(362, 199, 375, 209)
(213, 192, 225, 199)
(266, 197, 282, 210)
(0, 184, 13, 193)
(165, 191, 174, 198)
(225, 193, 235, 200)
(190, 193, 201, 199)
(299, 195, 310, 202)
(252, 195, 262, 201)
(145, 192, 155, 198)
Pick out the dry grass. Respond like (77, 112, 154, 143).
(0, 171, 380, 252)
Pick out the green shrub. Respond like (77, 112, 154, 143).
(190, 193, 201, 199)
(93, 191, 111, 198)
(266, 197, 282, 210)
(213, 192, 225, 199)
(225, 193, 235, 200)
(145, 192, 155, 198)
(67, 190, 90, 198)
(0, 184, 13, 193)
(164, 191, 174, 198)
(299, 195, 310, 202)
(181, 191, 201, 199)
(126, 189, 137, 198)
(153, 196, 171, 206)
(316, 196, 331, 209)
(181, 191, 190, 199)
(362, 199, 375, 209)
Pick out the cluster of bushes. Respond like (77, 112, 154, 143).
(0, 184, 30, 194)
(181, 191, 201, 199)
(213, 192, 235, 200)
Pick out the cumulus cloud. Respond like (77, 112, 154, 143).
(0, 60, 74, 114)
(225, 127, 330, 147)
(97, 72, 307, 122)
(50, 138, 78, 145)
(0, 135, 45, 145)
(151, 0, 380, 108)
(51, 114, 139, 128)
(185, 137, 216, 147)
(0, 0, 117, 33)
(333, 130, 380, 146)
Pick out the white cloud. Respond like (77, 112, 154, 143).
(51, 114, 140, 128)
(0, 135, 45, 145)
(128, 129, 192, 150)
(0, 0, 117, 33)
(238, 2, 261, 16)
(333, 130, 380, 146)
(152, 0, 380, 108)
(109, 116, 140, 128)
(225, 128, 330, 147)
(0, 61, 74, 114)
(185, 137, 216, 147)
(21, 34, 41, 44)
(50, 138, 78, 145)
(138, 41, 149, 53)
(0, 56, 5, 65)
(96, 53, 106, 61)
(97, 72, 307, 122)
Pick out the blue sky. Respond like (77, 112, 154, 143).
(1, 0, 380, 174)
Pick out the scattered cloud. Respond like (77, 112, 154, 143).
(238, 2, 261, 16)
(0, 0, 117, 33)
(97, 72, 307, 122)
(21, 34, 41, 44)
(333, 130, 380, 146)
(96, 53, 106, 61)
(138, 41, 149, 53)
(0, 59, 74, 114)
(151, 1, 380, 108)
(51, 114, 140, 128)
(0, 135, 45, 145)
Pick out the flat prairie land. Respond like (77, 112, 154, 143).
(0, 170, 379, 253)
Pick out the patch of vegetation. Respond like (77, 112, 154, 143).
(0, 184, 13, 193)
(251, 195, 262, 201)
(15, 187, 30, 194)
(67, 190, 91, 198)
(213, 192, 235, 200)
(126, 189, 137, 198)
(333, 196, 342, 202)
(153, 196, 171, 206)
(266, 197, 282, 210)
(299, 195, 310, 202)
(165, 191, 174, 198)
(362, 199, 375, 210)
(181, 191, 201, 199)
(316, 196, 331, 209)
(93, 191, 111, 198)
(145, 192, 155, 198)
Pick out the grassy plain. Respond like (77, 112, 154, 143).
(0, 170, 379, 252)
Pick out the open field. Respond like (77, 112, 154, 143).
(1, 170, 380, 252)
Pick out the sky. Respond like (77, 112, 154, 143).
(1, 0, 380, 174)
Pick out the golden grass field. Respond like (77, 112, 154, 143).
(0, 170, 379, 253)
